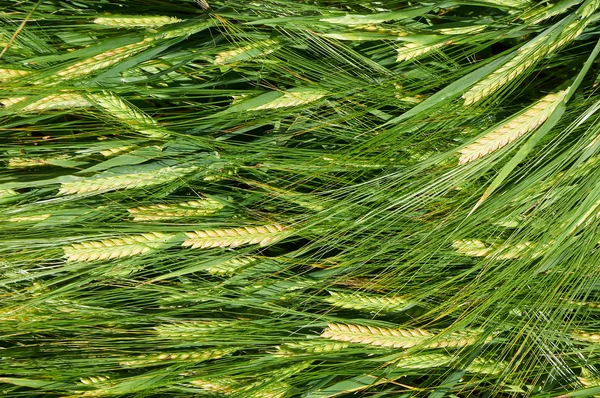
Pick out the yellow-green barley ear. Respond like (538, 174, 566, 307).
(324, 291, 411, 312)
(458, 90, 568, 164)
(0, 68, 30, 81)
(93, 15, 182, 28)
(0, 189, 18, 198)
(1, 93, 91, 112)
(248, 89, 326, 110)
(275, 340, 350, 356)
(572, 330, 600, 343)
(8, 214, 51, 223)
(452, 240, 494, 257)
(321, 323, 488, 349)
(90, 91, 169, 138)
(190, 378, 239, 393)
(396, 41, 450, 62)
(466, 357, 509, 375)
(182, 224, 288, 249)
(578, 368, 600, 389)
(79, 375, 111, 385)
(394, 353, 455, 369)
(100, 145, 137, 157)
(58, 164, 198, 195)
(120, 347, 237, 367)
(128, 198, 224, 221)
(63, 232, 175, 262)
(213, 39, 280, 65)
(57, 37, 156, 79)
(205, 256, 259, 276)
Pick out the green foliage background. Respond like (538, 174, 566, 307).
(2, 0, 600, 396)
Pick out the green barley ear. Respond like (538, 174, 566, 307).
(324, 291, 411, 312)
(120, 347, 237, 367)
(213, 39, 280, 65)
(79, 375, 110, 385)
(458, 90, 568, 164)
(466, 357, 509, 375)
(154, 320, 236, 338)
(275, 340, 350, 356)
(63, 232, 175, 262)
(128, 198, 224, 221)
(58, 164, 198, 195)
(394, 353, 456, 369)
(93, 15, 182, 28)
(205, 256, 259, 276)
(321, 323, 487, 349)
(396, 41, 450, 62)
(90, 91, 169, 138)
(462, 3, 596, 106)
(182, 224, 289, 249)
(572, 330, 600, 342)
(1, 93, 91, 112)
(0, 68, 30, 81)
(247, 89, 326, 110)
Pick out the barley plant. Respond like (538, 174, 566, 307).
(4, 0, 600, 397)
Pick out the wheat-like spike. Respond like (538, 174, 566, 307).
(578, 368, 600, 390)
(90, 92, 168, 138)
(1, 93, 91, 112)
(453, 240, 495, 257)
(325, 291, 409, 312)
(213, 39, 279, 65)
(8, 154, 71, 168)
(190, 378, 239, 393)
(8, 214, 51, 223)
(155, 320, 236, 338)
(248, 90, 326, 111)
(245, 382, 291, 398)
(0, 68, 30, 81)
(120, 347, 237, 367)
(321, 323, 487, 349)
(206, 256, 259, 276)
(94, 15, 182, 28)
(182, 224, 288, 249)
(463, 18, 587, 105)
(572, 331, 600, 342)
(100, 145, 137, 157)
(63, 232, 174, 262)
(128, 198, 224, 221)
(0, 189, 18, 198)
(203, 165, 239, 181)
(80, 375, 111, 385)
(579, 0, 600, 18)
(57, 38, 155, 79)
(394, 353, 455, 369)
(466, 357, 509, 375)
(320, 323, 433, 348)
(438, 26, 487, 35)
(396, 41, 450, 62)
(561, 298, 600, 309)
(275, 340, 350, 356)
(458, 90, 568, 163)
(58, 165, 198, 195)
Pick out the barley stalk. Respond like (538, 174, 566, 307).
(58, 165, 198, 195)
(182, 224, 288, 249)
(458, 90, 568, 164)
(325, 291, 409, 312)
(120, 347, 237, 367)
(248, 90, 326, 111)
(63, 232, 175, 262)
(462, 18, 588, 105)
(93, 15, 182, 28)
(321, 323, 487, 349)
(1, 93, 91, 112)
(90, 92, 169, 138)
(213, 39, 279, 65)
(128, 198, 224, 221)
